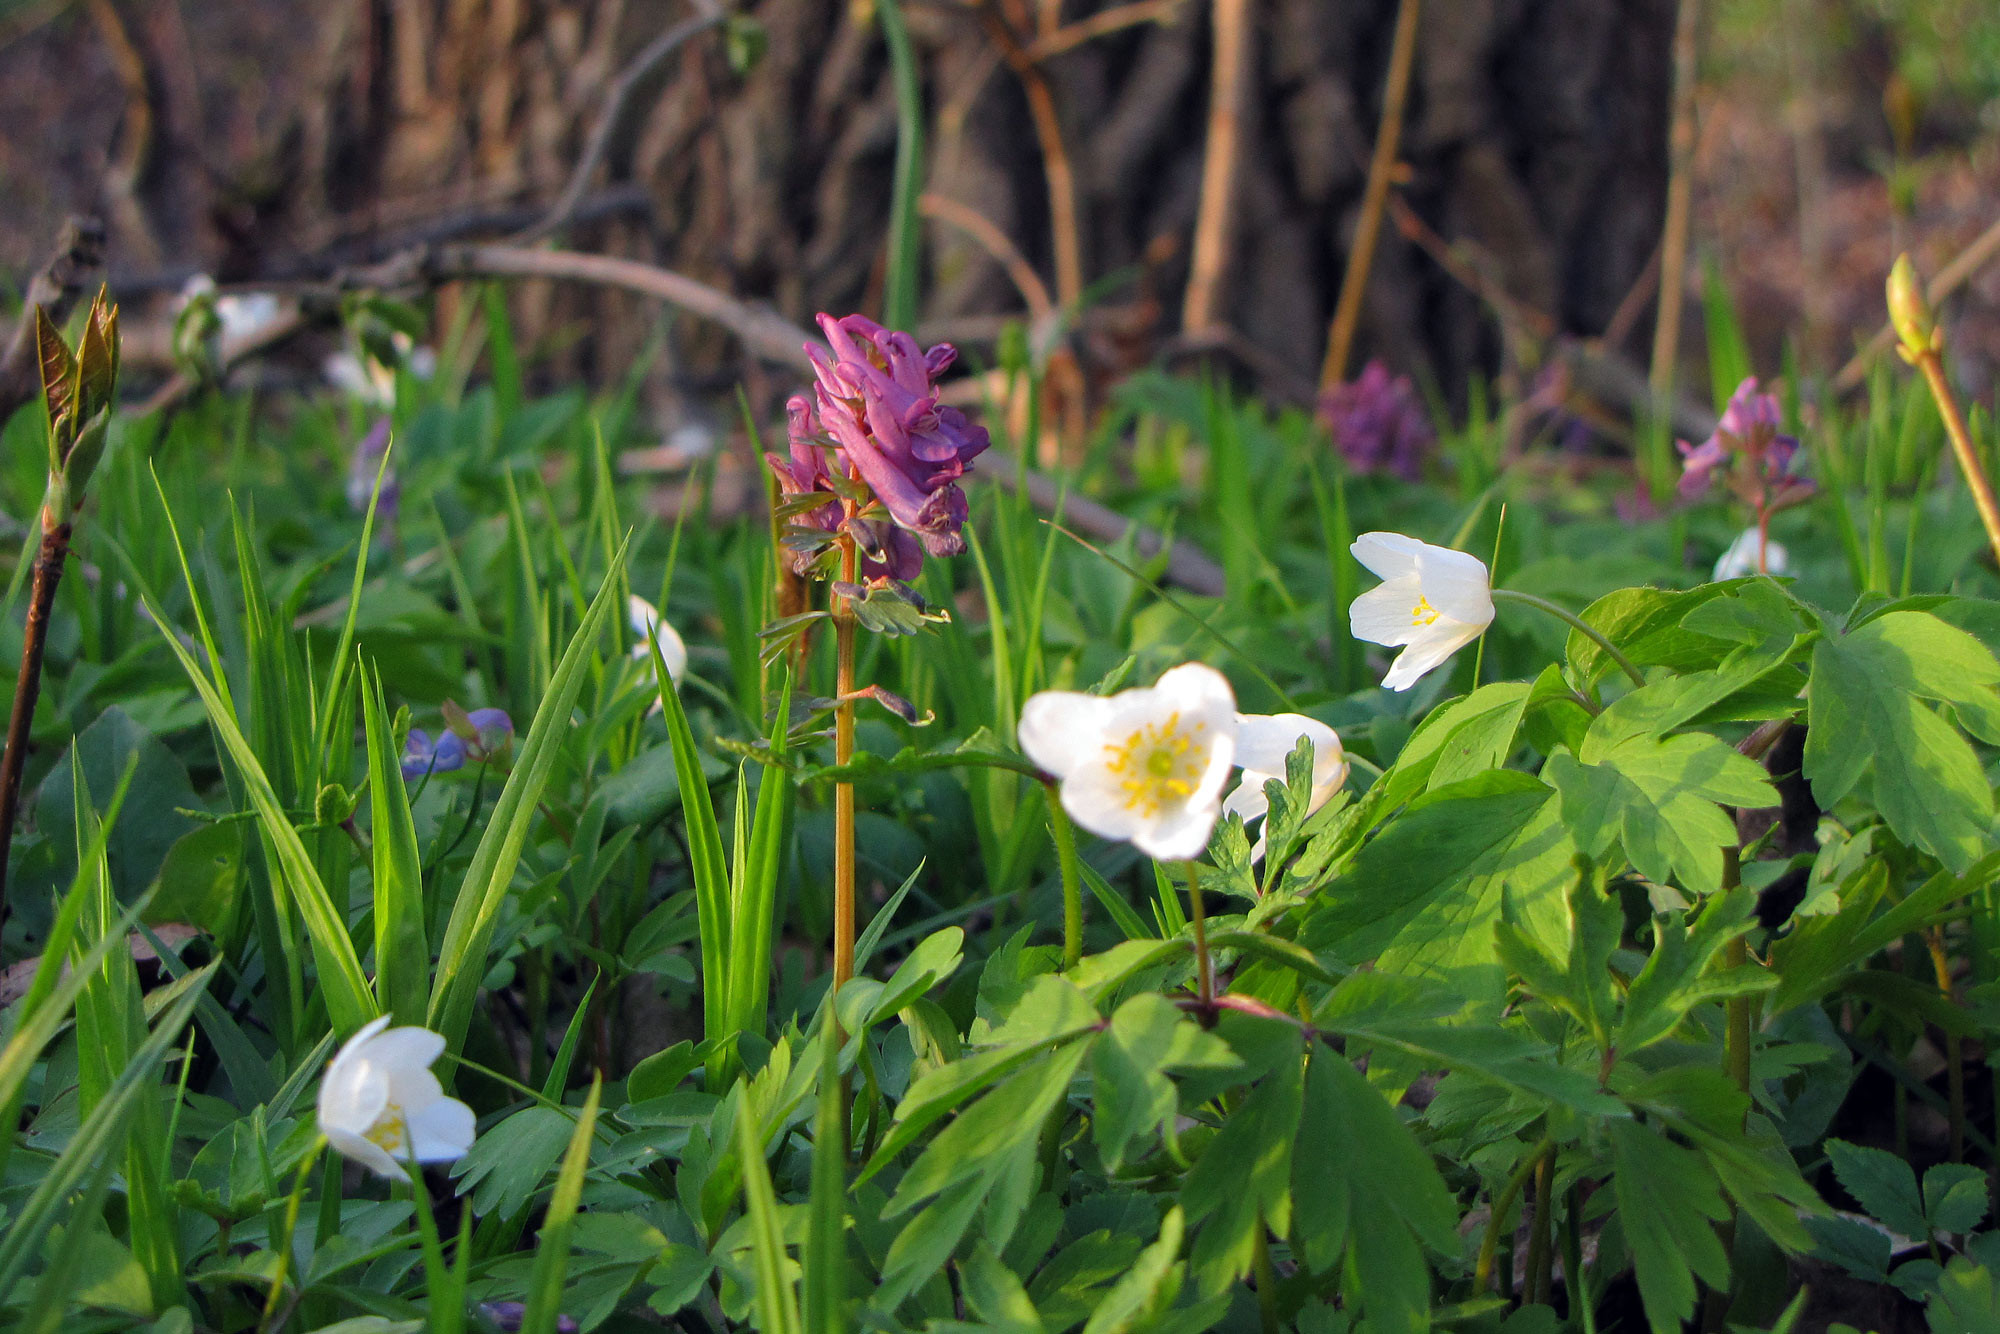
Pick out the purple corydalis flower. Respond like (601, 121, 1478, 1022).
(1318, 361, 1435, 481)
(802, 313, 989, 558)
(1677, 377, 1811, 507)
(768, 394, 923, 582)
(346, 416, 399, 519)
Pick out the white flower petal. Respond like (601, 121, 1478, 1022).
(1416, 550, 1495, 625)
(1350, 531, 1426, 581)
(324, 1124, 408, 1182)
(1349, 579, 1428, 647)
(1130, 795, 1224, 861)
(1018, 690, 1115, 779)
(1222, 770, 1276, 826)
(1381, 619, 1483, 691)
(361, 1025, 446, 1071)
(1233, 714, 1342, 781)
(1057, 764, 1153, 843)
(1713, 529, 1788, 580)
(405, 1095, 477, 1162)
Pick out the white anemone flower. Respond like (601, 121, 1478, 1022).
(628, 594, 688, 682)
(1713, 528, 1788, 581)
(1222, 714, 1348, 861)
(317, 1016, 475, 1182)
(1018, 663, 1238, 861)
(1348, 532, 1495, 691)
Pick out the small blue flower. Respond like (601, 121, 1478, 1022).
(463, 707, 514, 758)
(400, 728, 467, 781)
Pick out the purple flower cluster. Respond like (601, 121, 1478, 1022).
(401, 707, 513, 781)
(1318, 361, 1435, 481)
(768, 313, 989, 578)
(1677, 377, 1813, 510)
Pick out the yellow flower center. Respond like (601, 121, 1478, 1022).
(1105, 713, 1207, 817)
(1411, 596, 1441, 627)
(365, 1103, 408, 1155)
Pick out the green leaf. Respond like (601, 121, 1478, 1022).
(362, 668, 427, 1026)
(1924, 1163, 1989, 1236)
(1618, 888, 1767, 1054)
(37, 707, 203, 902)
(1304, 771, 1575, 1005)
(1824, 1138, 1928, 1241)
(1373, 682, 1532, 811)
(1183, 1048, 1302, 1293)
(887, 1040, 1089, 1218)
(1566, 584, 1740, 687)
(1080, 1206, 1186, 1334)
(1548, 731, 1777, 895)
(1610, 1119, 1732, 1334)
(1091, 993, 1191, 1173)
(1805, 610, 2000, 870)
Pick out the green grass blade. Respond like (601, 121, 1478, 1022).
(737, 1091, 803, 1334)
(364, 663, 428, 1026)
(521, 1074, 602, 1334)
(727, 671, 794, 1042)
(803, 1021, 848, 1334)
(876, 0, 925, 333)
(429, 535, 631, 1054)
(0, 962, 214, 1300)
(143, 588, 376, 1034)
(652, 632, 732, 1064)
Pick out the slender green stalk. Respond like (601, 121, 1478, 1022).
(1476, 1137, 1551, 1295)
(258, 1136, 326, 1331)
(1252, 1220, 1281, 1334)
(1045, 781, 1083, 969)
(1186, 861, 1213, 1004)
(1489, 587, 1647, 688)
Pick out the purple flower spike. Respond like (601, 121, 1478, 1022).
(400, 728, 466, 781)
(1318, 361, 1435, 481)
(768, 395, 924, 582)
(801, 313, 989, 559)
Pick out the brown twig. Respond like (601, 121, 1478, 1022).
(919, 192, 1055, 323)
(1648, 0, 1702, 408)
(1181, 0, 1251, 334)
(1022, 0, 1187, 61)
(1318, 0, 1421, 389)
(513, 0, 727, 243)
(1835, 216, 2000, 393)
(0, 218, 105, 420)
(0, 519, 70, 916)
(980, 6, 1085, 310)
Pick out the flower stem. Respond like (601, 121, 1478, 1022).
(0, 512, 71, 923)
(1912, 349, 2000, 570)
(1927, 924, 1966, 1162)
(258, 1135, 326, 1332)
(832, 537, 859, 997)
(1489, 587, 1647, 689)
(1185, 861, 1213, 1004)
(1044, 781, 1083, 969)
(1476, 1136, 1551, 1295)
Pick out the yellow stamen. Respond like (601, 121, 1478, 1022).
(365, 1104, 408, 1154)
(1104, 713, 1208, 817)
(1411, 596, 1441, 627)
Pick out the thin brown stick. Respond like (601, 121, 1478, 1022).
(1915, 348, 2000, 570)
(1648, 0, 1702, 407)
(0, 520, 71, 919)
(1181, 0, 1251, 334)
(981, 7, 1085, 309)
(1023, 0, 1187, 62)
(514, 0, 726, 243)
(1835, 216, 2000, 393)
(1318, 0, 1421, 389)
(919, 193, 1055, 322)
